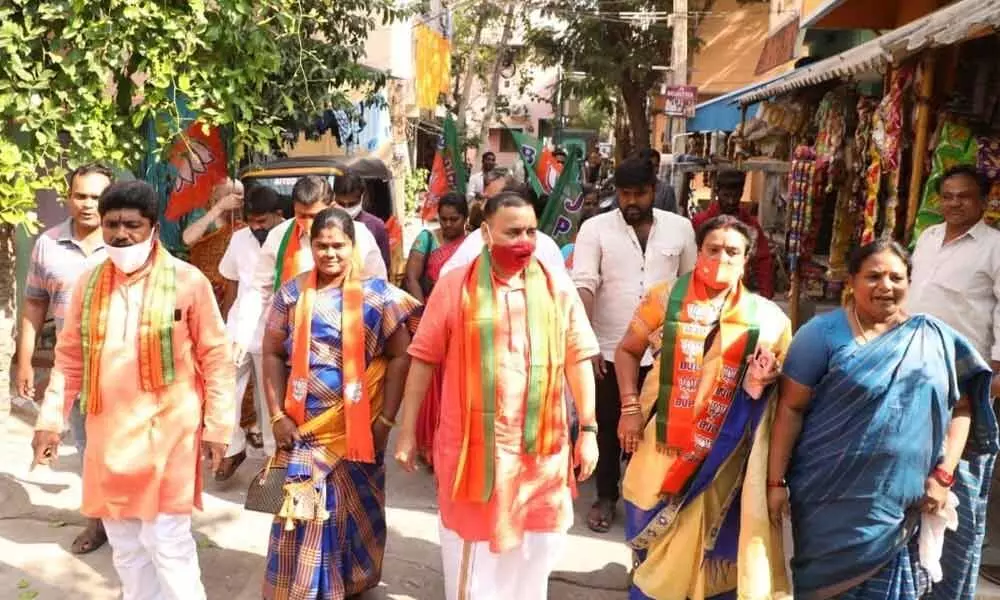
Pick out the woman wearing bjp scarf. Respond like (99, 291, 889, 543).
(260, 207, 421, 600)
(615, 215, 792, 600)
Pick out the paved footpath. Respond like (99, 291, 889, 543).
(0, 408, 630, 599)
(3, 404, 999, 600)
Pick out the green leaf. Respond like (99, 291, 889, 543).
(11, 65, 32, 81)
(17, 580, 29, 589)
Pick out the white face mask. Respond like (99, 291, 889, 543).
(342, 203, 363, 218)
(105, 235, 155, 274)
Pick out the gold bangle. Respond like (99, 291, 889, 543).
(270, 412, 287, 425)
(377, 414, 396, 428)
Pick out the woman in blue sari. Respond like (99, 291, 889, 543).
(769, 240, 998, 600)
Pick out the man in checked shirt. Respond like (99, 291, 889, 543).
(16, 163, 113, 554)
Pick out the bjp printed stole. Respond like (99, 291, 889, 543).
(451, 248, 566, 503)
(655, 273, 759, 494)
(274, 221, 311, 292)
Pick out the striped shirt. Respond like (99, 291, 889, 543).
(24, 219, 107, 332)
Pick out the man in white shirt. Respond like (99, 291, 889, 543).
(572, 156, 697, 533)
(466, 151, 497, 202)
(908, 165, 1000, 573)
(910, 165, 1000, 380)
(213, 185, 285, 481)
(235, 176, 387, 363)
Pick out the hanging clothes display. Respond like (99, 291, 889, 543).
(872, 63, 915, 240)
(787, 146, 822, 273)
(851, 99, 878, 240)
(912, 119, 978, 240)
(814, 88, 854, 282)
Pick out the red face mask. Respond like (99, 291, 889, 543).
(489, 239, 536, 273)
(695, 255, 742, 289)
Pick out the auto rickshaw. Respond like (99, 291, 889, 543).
(239, 155, 405, 283)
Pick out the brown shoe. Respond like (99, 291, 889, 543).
(214, 450, 246, 482)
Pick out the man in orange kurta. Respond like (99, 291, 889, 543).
(395, 191, 600, 600)
(32, 181, 234, 600)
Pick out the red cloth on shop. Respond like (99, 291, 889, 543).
(691, 203, 775, 299)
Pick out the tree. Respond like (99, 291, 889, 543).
(476, 3, 517, 154)
(525, 1, 677, 152)
(0, 0, 401, 225)
(0, 0, 399, 403)
(449, 1, 534, 150)
(452, 1, 501, 137)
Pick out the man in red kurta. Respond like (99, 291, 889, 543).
(32, 181, 234, 600)
(692, 169, 775, 298)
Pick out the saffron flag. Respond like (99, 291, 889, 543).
(510, 129, 562, 197)
(163, 123, 228, 220)
(414, 2, 452, 111)
(538, 148, 584, 248)
(421, 115, 467, 221)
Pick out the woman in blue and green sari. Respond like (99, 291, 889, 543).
(261, 208, 422, 599)
(769, 240, 999, 600)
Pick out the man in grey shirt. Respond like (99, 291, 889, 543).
(640, 148, 678, 214)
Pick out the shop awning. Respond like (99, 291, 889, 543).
(738, 0, 1000, 105)
(688, 69, 801, 131)
(801, 0, 847, 29)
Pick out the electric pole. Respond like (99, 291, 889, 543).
(671, 0, 688, 145)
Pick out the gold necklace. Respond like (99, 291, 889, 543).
(852, 304, 873, 343)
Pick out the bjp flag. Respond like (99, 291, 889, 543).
(421, 114, 467, 221)
(163, 123, 228, 220)
(510, 129, 562, 197)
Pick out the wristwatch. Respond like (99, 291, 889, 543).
(580, 424, 598, 434)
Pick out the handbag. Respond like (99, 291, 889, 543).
(244, 456, 287, 514)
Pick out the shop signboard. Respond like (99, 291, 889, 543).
(664, 86, 698, 118)
(756, 17, 800, 75)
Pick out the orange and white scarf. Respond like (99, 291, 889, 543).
(285, 248, 375, 463)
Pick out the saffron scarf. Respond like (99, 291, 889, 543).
(80, 243, 177, 415)
(285, 248, 375, 463)
(273, 220, 311, 292)
(656, 272, 759, 494)
(452, 247, 565, 503)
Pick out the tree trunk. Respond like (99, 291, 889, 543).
(0, 224, 16, 416)
(477, 2, 516, 155)
(614, 98, 632, 162)
(455, 12, 487, 136)
(621, 77, 650, 152)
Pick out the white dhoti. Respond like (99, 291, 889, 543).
(102, 514, 206, 600)
(226, 352, 274, 458)
(439, 519, 567, 600)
